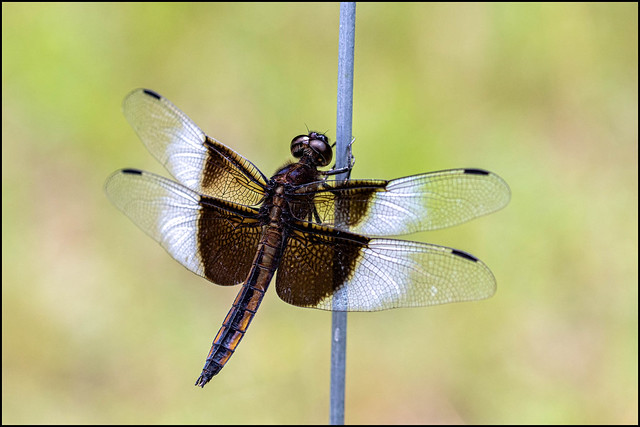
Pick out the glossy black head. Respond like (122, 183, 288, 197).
(290, 132, 333, 167)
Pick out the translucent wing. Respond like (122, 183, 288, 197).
(104, 168, 263, 286)
(276, 221, 496, 311)
(288, 168, 510, 236)
(122, 89, 268, 206)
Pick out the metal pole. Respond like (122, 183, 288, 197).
(330, 2, 355, 425)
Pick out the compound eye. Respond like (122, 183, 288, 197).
(309, 137, 332, 166)
(290, 135, 309, 158)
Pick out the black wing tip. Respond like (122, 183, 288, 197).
(463, 168, 490, 176)
(451, 249, 479, 262)
(142, 89, 162, 100)
(120, 168, 144, 175)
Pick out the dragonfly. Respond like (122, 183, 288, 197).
(105, 88, 510, 387)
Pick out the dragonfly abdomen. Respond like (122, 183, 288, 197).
(195, 198, 287, 387)
(194, 284, 265, 387)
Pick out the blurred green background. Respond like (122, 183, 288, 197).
(2, 2, 637, 424)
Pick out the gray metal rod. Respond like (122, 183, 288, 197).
(330, 2, 355, 425)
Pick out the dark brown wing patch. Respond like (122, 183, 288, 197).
(197, 196, 263, 286)
(276, 223, 369, 308)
